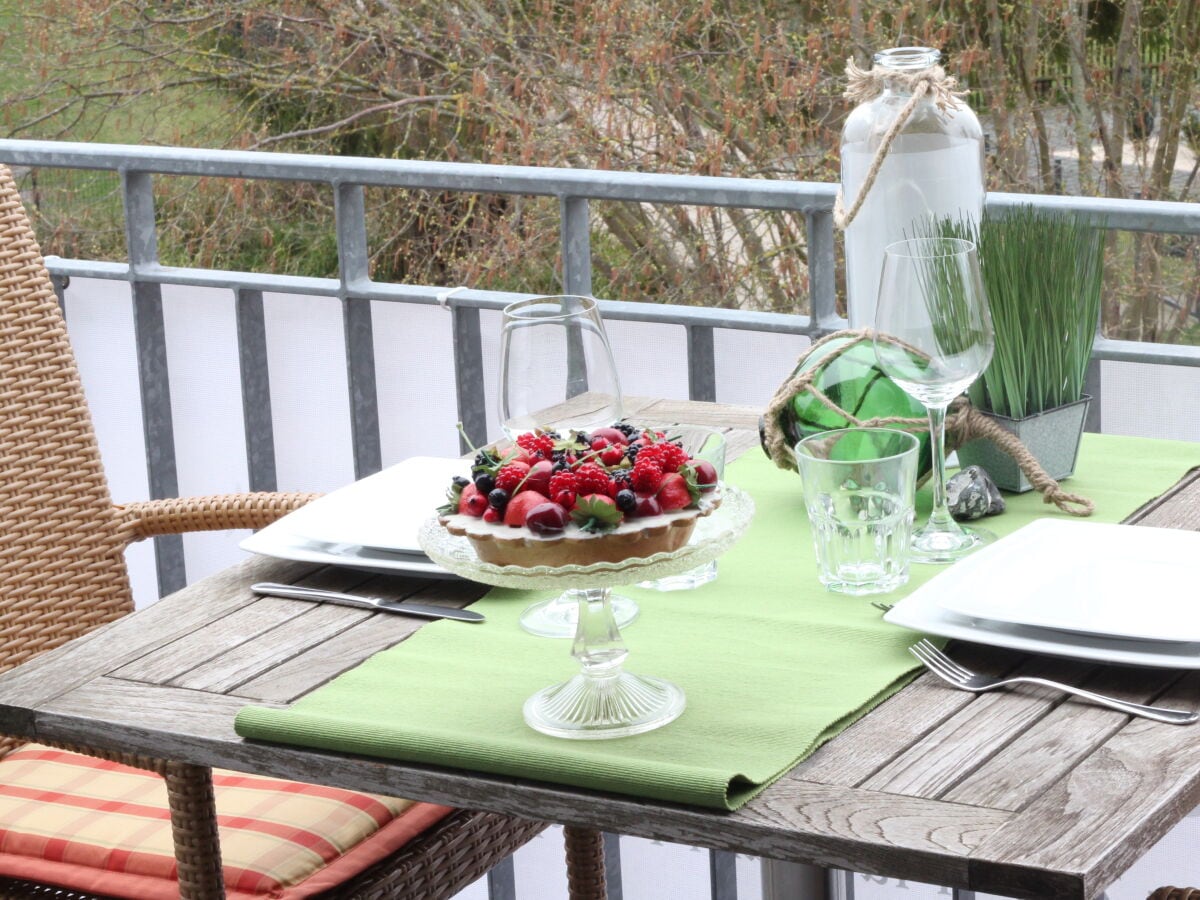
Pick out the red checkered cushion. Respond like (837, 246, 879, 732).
(0, 744, 453, 899)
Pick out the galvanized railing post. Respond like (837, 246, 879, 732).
(235, 288, 278, 492)
(561, 197, 593, 401)
(121, 168, 186, 597)
(560, 196, 593, 296)
(334, 182, 383, 477)
(687, 325, 717, 402)
(452, 302, 488, 452)
(805, 210, 840, 334)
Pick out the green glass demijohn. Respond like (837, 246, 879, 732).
(779, 335, 933, 477)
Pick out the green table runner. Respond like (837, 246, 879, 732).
(235, 433, 1198, 810)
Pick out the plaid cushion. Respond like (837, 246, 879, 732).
(0, 745, 453, 899)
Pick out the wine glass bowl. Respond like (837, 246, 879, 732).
(873, 237, 995, 563)
(498, 295, 623, 441)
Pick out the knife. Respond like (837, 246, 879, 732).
(251, 583, 485, 622)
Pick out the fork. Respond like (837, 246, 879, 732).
(908, 639, 1199, 726)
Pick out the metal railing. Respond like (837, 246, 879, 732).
(2, 139, 1198, 588)
(1, 138, 1199, 900)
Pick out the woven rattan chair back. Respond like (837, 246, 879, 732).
(0, 165, 132, 677)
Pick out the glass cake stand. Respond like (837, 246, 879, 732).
(419, 485, 755, 740)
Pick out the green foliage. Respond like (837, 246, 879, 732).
(937, 207, 1103, 419)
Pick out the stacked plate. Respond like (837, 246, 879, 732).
(884, 518, 1200, 668)
(240, 457, 469, 578)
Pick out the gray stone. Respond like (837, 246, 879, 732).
(947, 465, 1006, 521)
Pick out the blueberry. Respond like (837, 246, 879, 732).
(488, 488, 510, 510)
(615, 489, 636, 513)
(474, 473, 495, 494)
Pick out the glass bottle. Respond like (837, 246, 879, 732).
(840, 46, 984, 328)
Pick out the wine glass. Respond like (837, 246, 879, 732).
(499, 295, 623, 440)
(873, 237, 996, 563)
(498, 295, 635, 636)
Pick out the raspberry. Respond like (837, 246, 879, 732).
(548, 471, 579, 496)
(495, 464, 527, 493)
(630, 461, 664, 494)
(516, 432, 555, 460)
(635, 444, 667, 470)
(658, 442, 689, 473)
(574, 462, 610, 495)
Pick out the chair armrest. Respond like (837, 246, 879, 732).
(117, 492, 321, 543)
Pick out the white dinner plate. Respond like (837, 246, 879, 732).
(274, 456, 469, 552)
(238, 455, 469, 578)
(240, 527, 460, 579)
(925, 518, 1200, 643)
(884, 583, 1200, 669)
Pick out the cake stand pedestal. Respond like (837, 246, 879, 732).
(420, 486, 754, 739)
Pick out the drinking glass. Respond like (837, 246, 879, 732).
(499, 295, 623, 440)
(793, 428, 919, 594)
(873, 237, 995, 563)
(498, 295, 634, 635)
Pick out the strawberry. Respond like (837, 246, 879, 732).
(457, 483, 488, 517)
(570, 493, 624, 533)
(503, 490, 551, 527)
(656, 472, 694, 511)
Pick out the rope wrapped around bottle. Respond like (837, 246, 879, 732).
(834, 60, 970, 230)
(762, 329, 1095, 516)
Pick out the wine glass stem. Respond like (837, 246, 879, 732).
(572, 588, 628, 679)
(926, 403, 958, 530)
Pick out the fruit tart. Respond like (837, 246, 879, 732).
(437, 425, 721, 568)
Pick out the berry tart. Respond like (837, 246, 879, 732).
(437, 425, 721, 568)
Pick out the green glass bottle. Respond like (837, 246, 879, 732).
(779, 336, 932, 476)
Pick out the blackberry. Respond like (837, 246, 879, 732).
(625, 444, 640, 462)
(552, 460, 568, 472)
(452, 475, 470, 488)
(615, 489, 636, 512)
(615, 422, 637, 438)
(488, 488, 510, 511)
(474, 473, 496, 494)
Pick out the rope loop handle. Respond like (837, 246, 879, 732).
(834, 59, 968, 231)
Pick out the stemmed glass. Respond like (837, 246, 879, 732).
(498, 295, 636, 636)
(499, 295, 623, 440)
(873, 237, 996, 563)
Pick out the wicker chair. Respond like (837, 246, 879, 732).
(0, 163, 608, 899)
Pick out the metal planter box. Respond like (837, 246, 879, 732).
(955, 395, 1091, 493)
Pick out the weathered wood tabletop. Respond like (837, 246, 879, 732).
(0, 398, 1197, 899)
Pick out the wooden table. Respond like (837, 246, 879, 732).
(0, 398, 1197, 900)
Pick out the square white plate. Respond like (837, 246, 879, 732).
(238, 456, 469, 578)
(883, 576, 1200, 669)
(925, 518, 1200, 643)
(273, 456, 469, 552)
(240, 527, 459, 579)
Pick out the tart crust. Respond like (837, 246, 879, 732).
(440, 492, 720, 568)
